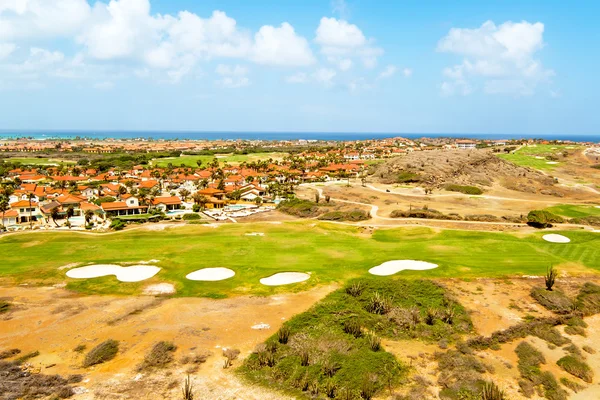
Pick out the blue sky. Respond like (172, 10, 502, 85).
(0, 0, 598, 135)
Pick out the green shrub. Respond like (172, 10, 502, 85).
(560, 377, 585, 393)
(182, 213, 201, 220)
(83, 340, 119, 367)
(278, 325, 290, 344)
(557, 355, 593, 383)
(444, 184, 483, 195)
(192, 204, 201, 212)
(109, 219, 126, 231)
(277, 198, 322, 218)
(395, 171, 421, 183)
(318, 210, 370, 221)
(530, 287, 573, 313)
(574, 282, 600, 316)
(0, 301, 10, 314)
(527, 210, 564, 228)
(366, 292, 393, 315)
(343, 318, 363, 338)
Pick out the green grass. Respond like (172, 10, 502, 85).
(544, 205, 600, 219)
(2, 157, 76, 166)
(151, 152, 286, 167)
(497, 144, 580, 170)
(1, 221, 599, 297)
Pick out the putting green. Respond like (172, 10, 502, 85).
(1, 222, 598, 297)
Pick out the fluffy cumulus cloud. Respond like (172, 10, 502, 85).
(0, 0, 395, 90)
(0, 0, 320, 87)
(437, 20, 554, 96)
(251, 23, 315, 66)
(315, 17, 383, 70)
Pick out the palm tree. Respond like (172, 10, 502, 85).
(117, 185, 127, 199)
(84, 210, 94, 226)
(50, 207, 60, 227)
(66, 206, 74, 228)
(0, 197, 8, 229)
(179, 188, 191, 201)
(27, 193, 35, 229)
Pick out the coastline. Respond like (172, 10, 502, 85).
(0, 130, 598, 143)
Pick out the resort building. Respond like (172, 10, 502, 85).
(101, 196, 149, 217)
(152, 196, 182, 212)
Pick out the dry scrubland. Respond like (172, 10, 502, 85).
(2, 276, 600, 399)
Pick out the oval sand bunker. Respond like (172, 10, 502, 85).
(66, 264, 160, 282)
(369, 260, 438, 276)
(260, 272, 310, 286)
(186, 267, 235, 281)
(542, 234, 571, 243)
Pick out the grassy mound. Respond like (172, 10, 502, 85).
(240, 278, 471, 399)
(444, 184, 483, 195)
(527, 210, 565, 228)
(318, 210, 371, 222)
(530, 287, 574, 314)
(277, 199, 324, 218)
(83, 339, 119, 367)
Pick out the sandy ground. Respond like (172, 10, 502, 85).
(0, 284, 335, 399)
(3, 277, 600, 399)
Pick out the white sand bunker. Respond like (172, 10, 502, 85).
(186, 267, 235, 281)
(66, 264, 161, 282)
(369, 260, 438, 276)
(245, 232, 265, 236)
(546, 161, 559, 165)
(143, 283, 175, 295)
(543, 234, 571, 243)
(260, 272, 310, 286)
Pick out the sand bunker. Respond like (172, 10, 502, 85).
(66, 264, 160, 282)
(260, 272, 310, 286)
(245, 232, 265, 236)
(369, 260, 438, 276)
(542, 234, 571, 243)
(546, 161, 559, 165)
(143, 283, 176, 295)
(186, 267, 235, 281)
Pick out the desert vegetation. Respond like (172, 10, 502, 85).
(240, 278, 472, 398)
(83, 339, 119, 367)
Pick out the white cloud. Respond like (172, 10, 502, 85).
(215, 64, 250, 88)
(402, 68, 413, 77)
(338, 58, 352, 71)
(315, 17, 383, 70)
(251, 23, 315, 66)
(331, 0, 349, 19)
(0, 0, 91, 40)
(378, 65, 396, 79)
(315, 17, 366, 48)
(437, 20, 554, 96)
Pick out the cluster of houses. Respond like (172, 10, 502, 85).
(0, 158, 367, 229)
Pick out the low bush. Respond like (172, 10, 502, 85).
(560, 377, 586, 393)
(0, 360, 81, 399)
(444, 184, 483, 195)
(138, 341, 177, 371)
(0, 348, 20, 359)
(223, 348, 240, 369)
(277, 198, 323, 218)
(530, 287, 573, 313)
(318, 210, 371, 221)
(83, 340, 119, 367)
(390, 208, 461, 220)
(574, 282, 600, 316)
(15, 350, 39, 364)
(482, 381, 506, 400)
(0, 300, 11, 314)
(182, 213, 201, 220)
(527, 210, 564, 228)
(109, 219, 126, 231)
(515, 341, 567, 400)
(395, 171, 421, 183)
(557, 355, 593, 383)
